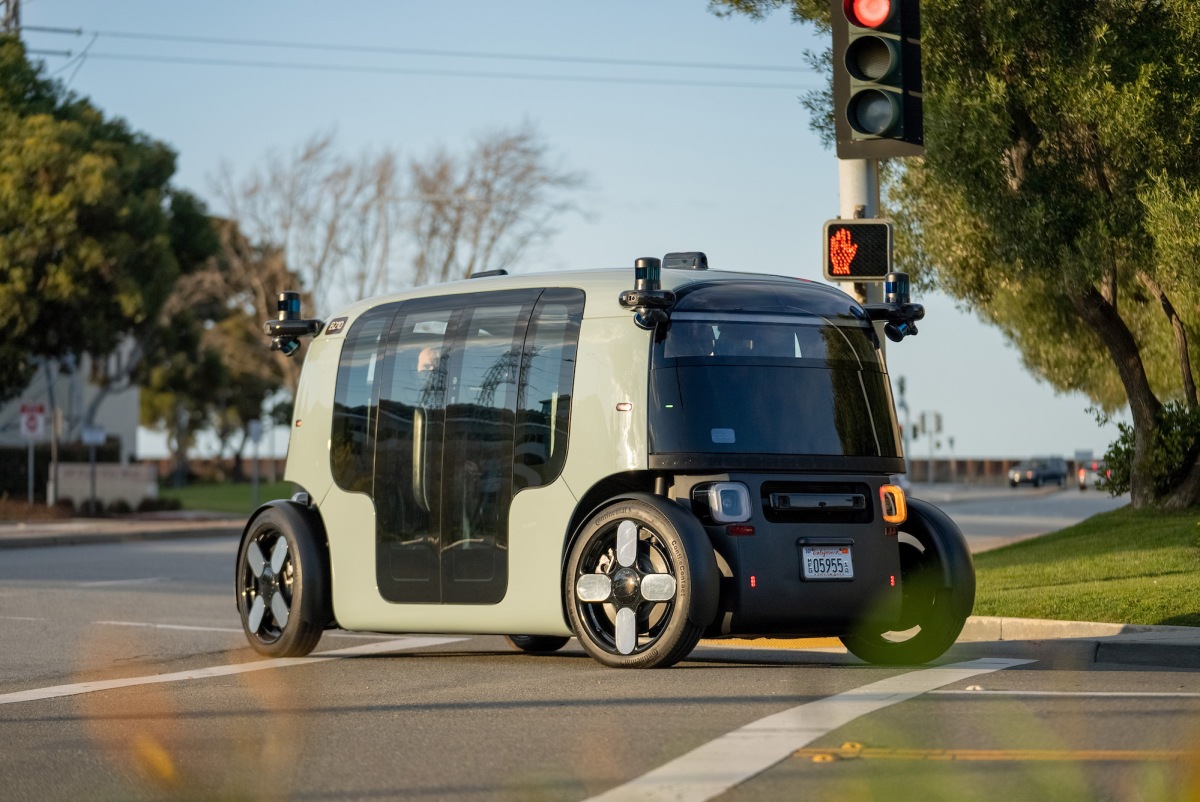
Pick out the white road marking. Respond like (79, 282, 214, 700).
(93, 620, 397, 640)
(0, 636, 465, 706)
(933, 689, 1200, 698)
(584, 658, 1034, 802)
(95, 621, 244, 634)
(0, 616, 45, 622)
(77, 577, 169, 587)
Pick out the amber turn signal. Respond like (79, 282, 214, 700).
(879, 484, 907, 524)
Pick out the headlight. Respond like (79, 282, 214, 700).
(706, 483, 751, 523)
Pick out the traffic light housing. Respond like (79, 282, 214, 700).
(823, 219, 893, 280)
(832, 0, 923, 159)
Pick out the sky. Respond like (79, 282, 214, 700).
(20, 0, 1126, 461)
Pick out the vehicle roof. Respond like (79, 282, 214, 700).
(329, 266, 855, 321)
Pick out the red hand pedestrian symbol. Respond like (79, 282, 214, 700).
(830, 228, 858, 276)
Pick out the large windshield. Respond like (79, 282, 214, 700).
(648, 281, 901, 465)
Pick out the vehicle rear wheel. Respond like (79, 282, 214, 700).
(565, 499, 706, 668)
(236, 505, 330, 658)
(505, 635, 570, 653)
(841, 501, 974, 665)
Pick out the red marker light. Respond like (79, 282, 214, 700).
(750, 575, 757, 589)
(847, 0, 892, 28)
(890, 575, 895, 587)
(726, 525, 755, 536)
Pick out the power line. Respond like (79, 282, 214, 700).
(22, 25, 811, 75)
(71, 52, 813, 90)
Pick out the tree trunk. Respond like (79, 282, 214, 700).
(1161, 452, 1200, 509)
(1137, 271, 1197, 409)
(1069, 286, 1162, 507)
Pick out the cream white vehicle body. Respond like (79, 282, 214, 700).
(237, 257, 974, 668)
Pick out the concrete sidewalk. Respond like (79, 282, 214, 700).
(0, 513, 1195, 671)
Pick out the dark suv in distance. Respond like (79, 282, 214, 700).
(1009, 457, 1068, 488)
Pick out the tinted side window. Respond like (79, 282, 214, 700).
(514, 288, 584, 491)
(440, 300, 531, 603)
(373, 289, 539, 606)
(331, 306, 397, 493)
(374, 302, 457, 603)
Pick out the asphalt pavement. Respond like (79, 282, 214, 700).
(1, 486, 1196, 671)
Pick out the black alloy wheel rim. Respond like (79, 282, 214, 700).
(240, 528, 295, 644)
(573, 518, 680, 656)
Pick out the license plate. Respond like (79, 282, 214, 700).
(801, 546, 854, 580)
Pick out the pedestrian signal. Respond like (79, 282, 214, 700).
(822, 219, 893, 281)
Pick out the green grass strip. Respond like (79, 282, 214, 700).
(973, 506, 1200, 627)
(158, 481, 297, 516)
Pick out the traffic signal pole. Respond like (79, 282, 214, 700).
(838, 157, 885, 342)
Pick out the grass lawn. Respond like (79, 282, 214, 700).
(973, 506, 1200, 627)
(158, 481, 297, 516)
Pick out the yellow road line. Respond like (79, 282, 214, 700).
(797, 742, 1197, 763)
(701, 637, 845, 650)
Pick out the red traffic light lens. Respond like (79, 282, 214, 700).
(845, 0, 892, 28)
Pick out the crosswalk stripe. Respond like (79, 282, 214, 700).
(0, 636, 465, 706)
(583, 657, 1034, 802)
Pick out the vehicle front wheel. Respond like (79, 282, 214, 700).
(236, 505, 331, 658)
(505, 635, 570, 653)
(841, 500, 975, 665)
(565, 498, 709, 668)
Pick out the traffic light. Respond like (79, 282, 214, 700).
(822, 219, 893, 280)
(831, 0, 923, 159)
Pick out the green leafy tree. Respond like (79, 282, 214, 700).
(139, 219, 303, 484)
(139, 306, 228, 487)
(0, 36, 186, 404)
(711, 0, 1200, 508)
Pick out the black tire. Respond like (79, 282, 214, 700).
(565, 498, 710, 668)
(841, 500, 975, 665)
(505, 635, 570, 654)
(236, 504, 331, 658)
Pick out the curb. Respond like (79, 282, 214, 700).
(0, 525, 243, 550)
(0, 518, 245, 550)
(956, 616, 1200, 670)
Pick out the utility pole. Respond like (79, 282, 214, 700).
(2, 0, 20, 35)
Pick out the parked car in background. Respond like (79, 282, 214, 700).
(1009, 457, 1068, 488)
(1077, 459, 1110, 491)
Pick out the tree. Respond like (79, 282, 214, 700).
(212, 132, 406, 317)
(214, 123, 585, 317)
(0, 36, 187, 405)
(139, 219, 304, 483)
(409, 123, 586, 285)
(711, 0, 1200, 508)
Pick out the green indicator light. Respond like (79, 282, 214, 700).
(664, 404, 674, 409)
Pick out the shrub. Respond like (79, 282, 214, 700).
(1100, 401, 1200, 499)
(107, 499, 133, 515)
